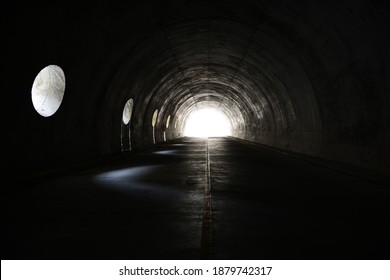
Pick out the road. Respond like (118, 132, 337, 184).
(2, 137, 390, 259)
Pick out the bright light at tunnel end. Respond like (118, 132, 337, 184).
(184, 108, 232, 137)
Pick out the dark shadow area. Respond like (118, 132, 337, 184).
(2, 138, 389, 260)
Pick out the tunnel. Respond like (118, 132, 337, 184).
(2, 0, 390, 260)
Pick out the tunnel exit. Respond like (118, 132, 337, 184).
(183, 108, 232, 137)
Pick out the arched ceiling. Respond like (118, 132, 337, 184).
(98, 0, 324, 141)
(2, 0, 389, 174)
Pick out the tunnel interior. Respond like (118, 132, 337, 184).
(2, 0, 390, 179)
(1, 0, 390, 260)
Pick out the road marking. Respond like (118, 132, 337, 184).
(201, 138, 214, 259)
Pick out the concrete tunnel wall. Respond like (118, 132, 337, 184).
(2, 0, 390, 181)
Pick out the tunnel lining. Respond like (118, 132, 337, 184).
(2, 0, 387, 178)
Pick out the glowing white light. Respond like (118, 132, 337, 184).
(122, 98, 134, 124)
(166, 115, 171, 128)
(184, 108, 232, 137)
(152, 109, 158, 127)
(31, 65, 65, 117)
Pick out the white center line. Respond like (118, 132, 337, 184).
(201, 138, 214, 259)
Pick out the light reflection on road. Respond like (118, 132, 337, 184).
(94, 165, 163, 192)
